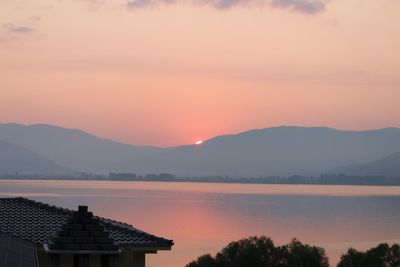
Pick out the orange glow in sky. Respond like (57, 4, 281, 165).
(0, 0, 399, 146)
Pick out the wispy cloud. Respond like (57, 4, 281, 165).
(127, 0, 328, 13)
(29, 16, 41, 22)
(127, 0, 157, 8)
(271, 0, 326, 14)
(3, 24, 34, 34)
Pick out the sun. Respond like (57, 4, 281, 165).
(195, 140, 203, 145)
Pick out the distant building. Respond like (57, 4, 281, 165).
(108, 173, 137, 180)
(145, 173, 175, 180)
(0, 197, 173, 267)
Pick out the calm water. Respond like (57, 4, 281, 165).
(1, 180, 400, 267)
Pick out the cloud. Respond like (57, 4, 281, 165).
(127, 0, 327, 13)
(29, 16, 41, 22)
(271, 0, 326, 14)
(127, 0, 259, 9)
(127, 0, 156, 8)
(3, 24, 34, 34)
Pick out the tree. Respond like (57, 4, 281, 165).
(337, 248, 365, 267)
(185, 236, 329, 267)
(186, 254, 218, 267)
(284, 239, 329, 267)
(388, 244, 400, 266)
(337, 243, 400, 267)
(215, 236, 278, 267)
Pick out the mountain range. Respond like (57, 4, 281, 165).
(334, 151, 400, 177)
(0, 123, 399, 177)
(0, 139, 70, 175)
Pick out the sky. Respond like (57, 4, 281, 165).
(0, 0, 399, 147)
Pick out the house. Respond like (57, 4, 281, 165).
(0, 197, 173, 267)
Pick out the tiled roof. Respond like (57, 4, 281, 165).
(0, 198, 173, 249)
(46, 206, 119, 253)
(0, 233, 36, 267)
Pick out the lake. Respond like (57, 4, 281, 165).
(1, 180, 400, 267)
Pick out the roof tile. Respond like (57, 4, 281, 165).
(0, 198, 173, 248)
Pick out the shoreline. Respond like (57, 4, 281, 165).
(1, 176, 400, 187)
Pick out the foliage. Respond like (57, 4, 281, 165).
(185, 236, 329, 267)
(337, 243, 400, 267)
(283, 238, 329, 267)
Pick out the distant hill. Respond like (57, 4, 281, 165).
(0, 140, 71, 175)
(333, 152, 400, 177)
(0, 123, 165, 173)
(130, 126, 400, 176)
(1, 124, 400, 176)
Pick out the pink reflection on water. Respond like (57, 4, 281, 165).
(2, 180, 400, 196)
(1, 180, 400, 267)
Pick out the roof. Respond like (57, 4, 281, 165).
(0, 197, 173, 249)
(0, 233, 37, 267)
(45, 205, 120, 254)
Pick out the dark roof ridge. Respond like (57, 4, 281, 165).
(1, 197, 74, 214)
(7, 197, 137, 228)
(99, 217, 172, 245)
(1, 197, 173, 246)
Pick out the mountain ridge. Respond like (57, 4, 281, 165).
(1, 123, 400, 176)
(333, 151, 400, 177)
(0, 123, 166, 173)
(0, 139, 71, 175)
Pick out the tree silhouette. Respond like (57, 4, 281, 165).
(283, 239, 329, 267)
(186, 254, 218, 267)
(337, 243, 400, 267)
(187, 237, 400, 267)
(186, 236, 329, 267)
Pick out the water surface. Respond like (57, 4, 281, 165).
(1, 180, 399, 267)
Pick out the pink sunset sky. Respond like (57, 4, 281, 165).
(0, 0, 399, 146)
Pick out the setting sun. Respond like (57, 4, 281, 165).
(196, 140, 203, 145)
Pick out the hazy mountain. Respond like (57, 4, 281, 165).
(1, 124, 400, 176)
(0, 140, 71, 175)
(333, 152, 400, 177)
(0, 123, 165, 173)
(128, 126, 400, 176)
